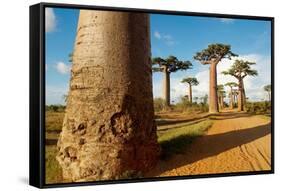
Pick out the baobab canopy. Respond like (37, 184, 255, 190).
(181, 77, 199, 86)
(222, 59, 258, 79)
(152, 55, 192, 73)
(225, 82, 238, 88)
(194, 43, 238, 64)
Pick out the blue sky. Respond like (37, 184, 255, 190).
(45, 8, 271, 105)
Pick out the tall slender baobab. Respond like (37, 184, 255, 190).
(57, 10, 160, 182)
(217, 84, 226, 110)
(194, 44, 237, 113)
(232, 89, 239, 107)
(225, 82, 238, 109)
(222, 60, 258, 111)
(181, 77, 199, 103)
(152, 56, 192, 106)
(264, 84, 271, 101)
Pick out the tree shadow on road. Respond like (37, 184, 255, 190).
(147, 122, 271, 176)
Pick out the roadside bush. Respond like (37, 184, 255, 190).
(174, 96, 209, 113)
(46, 105, 66, 112)
(154, 98, 169, 112)
(246, 101, 271, 114)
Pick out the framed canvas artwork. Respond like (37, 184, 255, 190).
(29, 2, 274, 188)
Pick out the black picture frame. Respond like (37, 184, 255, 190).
(30, 2, 275, 188)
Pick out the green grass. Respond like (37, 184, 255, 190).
(45, 145, 63, 184)
(158, 119, 213, 159)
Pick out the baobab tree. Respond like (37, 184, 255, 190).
(264, 84, 271, 101)
(152, 56, 192, 106)
(57, 10, 160, 182)
(200, 94, 208, 105)
(222, 59, 258, 111)
(217, 84, 226, 110)
(225, 82, 238, 109)
(181, 77, 199, 103)
(232, 89, 239, 107)
(194, 44, 237, 113)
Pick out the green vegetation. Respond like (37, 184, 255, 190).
(154, 96, 209, 113)
(246, 101, 271, 114)
(46, 105, 66, 112)
(153, 98, 169, 112)
(158, 120, 213, 159)
(174, 96, 209, 113)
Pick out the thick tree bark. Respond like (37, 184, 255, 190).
(189, 84, 192, 103)
(163, 68, 170, 106)
(57, 10, 160, 182)
(209, 62, 219, 113)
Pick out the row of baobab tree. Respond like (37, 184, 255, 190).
(56, 12, 271, 182)
(152, 43, 263, 113)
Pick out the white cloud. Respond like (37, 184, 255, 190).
(153, 31, 176, 46)
(154, 31, 161, 39)
(45, 8, 56, 33)
(219, 18, 235, 24)
(55, 62, 70, 74)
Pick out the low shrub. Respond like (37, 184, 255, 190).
(246, 101, 271, 114)
(46, 105, 66, 112)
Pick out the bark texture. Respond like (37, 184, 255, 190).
(56, 10, 160, 182)
(209, 63, 219, 113)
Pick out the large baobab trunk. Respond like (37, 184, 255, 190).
(163, 67, 170, 106)
(209, 63, 219, 113)
(57, 10, 160, 182)
(189, 84, 192, 103)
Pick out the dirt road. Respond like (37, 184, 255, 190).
(148, 112, 271, 176)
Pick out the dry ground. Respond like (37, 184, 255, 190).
(146, 111, 271, 177)
(45, 110, 271, 183)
